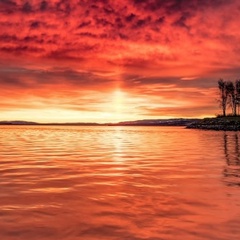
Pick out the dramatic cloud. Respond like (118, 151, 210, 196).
(0, 0, 240, 122)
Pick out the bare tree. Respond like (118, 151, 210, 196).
(226, 81, 236, 116)
(235, 80, 240, 115)
(218, 79, 227, 116)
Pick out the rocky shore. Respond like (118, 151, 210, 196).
(186, 117, 240, 131)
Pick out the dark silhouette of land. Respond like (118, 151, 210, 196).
(187, 79, 240, 131)
(2, 117, 240, 131)
(0, 118, 199, 126)
(187, 116, 240, 131)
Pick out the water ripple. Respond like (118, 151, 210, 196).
(0, 126, 240, 239)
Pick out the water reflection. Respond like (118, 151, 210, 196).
(223, 132, 240, 186)
(1, 126, 240, 239)
(112, 127, 125, 162)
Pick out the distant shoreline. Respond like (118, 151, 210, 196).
(4, 118, 239, 130)
(0, 118, 200, 127)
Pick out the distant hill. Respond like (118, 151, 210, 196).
(0, 121, 39, 125)
(0, 118, 200, 126)
(107, 118, 200, 126)
(0, 121, 99, 126)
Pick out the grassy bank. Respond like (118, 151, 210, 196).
(186, 116, 240, 131)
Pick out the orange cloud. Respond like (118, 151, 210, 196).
(0, 0, 240, 122)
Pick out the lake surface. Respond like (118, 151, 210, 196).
(0, 126, 240, 240)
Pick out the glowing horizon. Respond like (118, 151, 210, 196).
(1, 0, 240, 122)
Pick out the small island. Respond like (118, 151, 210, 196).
(187, 79, 240, 131)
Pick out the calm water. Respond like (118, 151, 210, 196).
(0, 126, 240, 240)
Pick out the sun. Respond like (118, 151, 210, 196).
(113, 90, 125, 115)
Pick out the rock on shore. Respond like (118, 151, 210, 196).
(186, 117, 240, 131)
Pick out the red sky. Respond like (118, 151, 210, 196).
(1, 0, 240, 123)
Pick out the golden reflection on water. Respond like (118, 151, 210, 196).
(112, 127, 126, 162)
(0, 126, 240, 240)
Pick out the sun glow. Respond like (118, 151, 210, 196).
(113, 90, 124, 113)
(98, 90, 127, 122)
